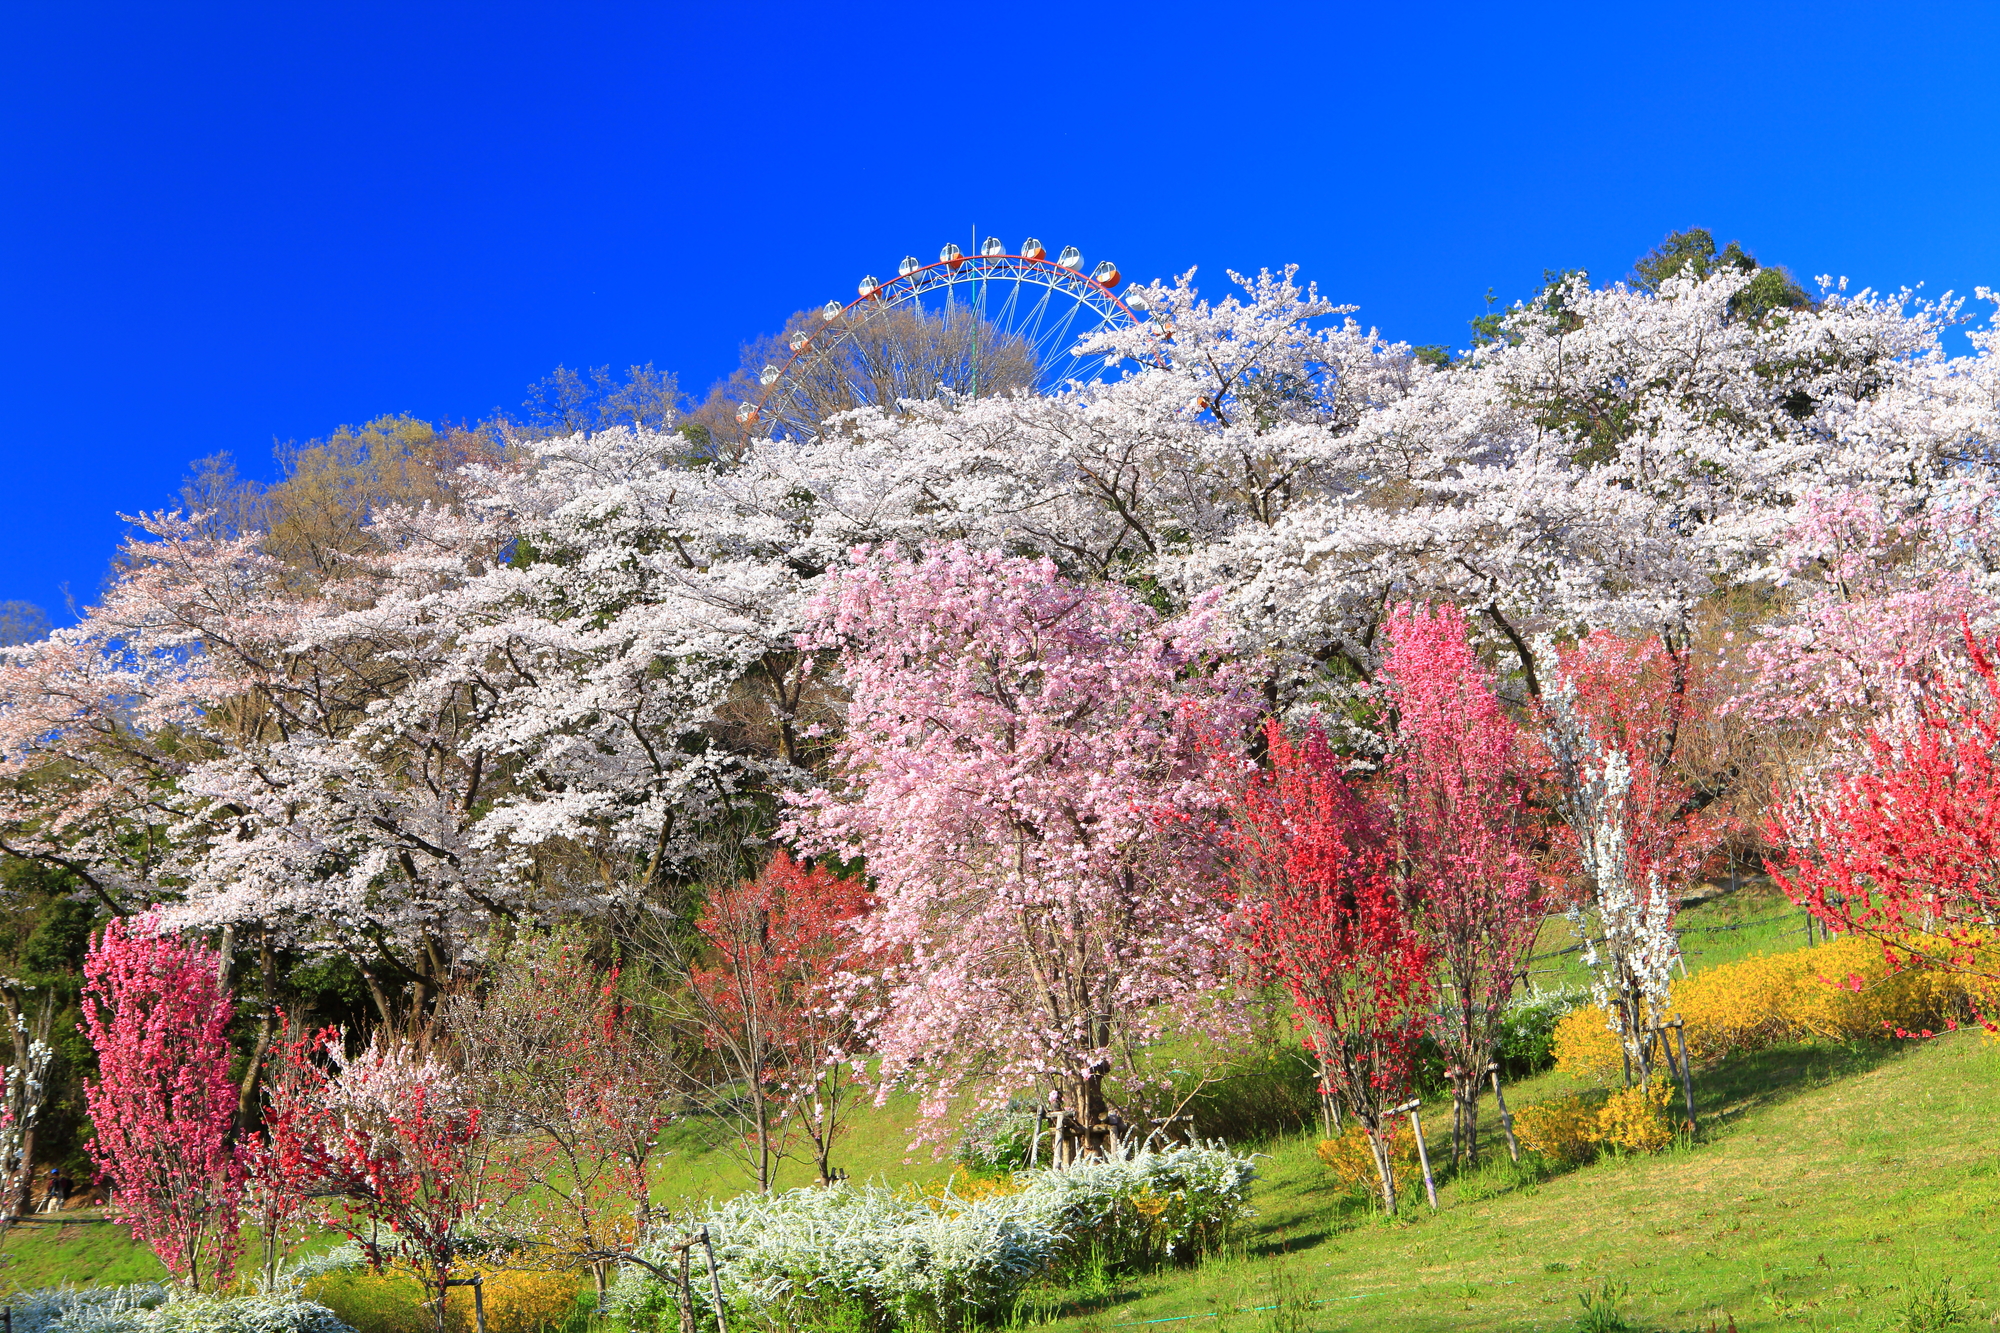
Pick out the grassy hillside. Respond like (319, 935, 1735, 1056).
(8, 884, 1993, 1333)
(1028, 1031, 1999, 1333)
(1528, 879, 1821, 993)
(0, 1215, 166, 1288)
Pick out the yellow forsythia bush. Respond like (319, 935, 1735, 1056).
(1513, 1081, 1674, 1164)
(1552, 935, 1992, 1082)
(902, 1167, 1026, 1213)
(1315, 1121, 1418, 1198)
(1513, 1091, 1604, 1165)
(1593, 1079, 1675, 1153)
(307, 1265, 581, 1333)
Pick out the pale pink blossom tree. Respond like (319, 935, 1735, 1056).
(80, 918, 244, 1291)
(792, 545, 1251, 1158)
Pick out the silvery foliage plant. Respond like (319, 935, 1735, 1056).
(609, 1144, 1256, 1330)
(6, 1286, 351, 1333)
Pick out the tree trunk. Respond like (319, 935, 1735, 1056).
(1456, 1073, 1482, 1170)
(12, 1123, 34, 1219)
(1068, 1063, 1111, 1161)
(1365, 1122, 1397, 1216)
(237, 930, 278, 1126)
(752, 1080, 770, 1193)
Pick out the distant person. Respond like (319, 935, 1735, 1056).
(41, 1166, 70, 1213)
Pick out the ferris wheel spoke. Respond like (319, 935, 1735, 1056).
(1035, 298, 1088, 379)
(994, 278, 1025, 337)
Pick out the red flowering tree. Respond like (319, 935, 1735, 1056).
(1770, 624, 2000, 999)
(81, 918, 244, 1291)
(1228, 723, 1432, 1214)
(681, 851, 875, 1190)
(1379, 604, 1539, 1168)
(259, 1031, 485, 1333)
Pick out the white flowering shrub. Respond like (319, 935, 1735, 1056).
(6, 1287, 352, 1333)
(609, 1144, 1255, 1331)
(1029, 1143, 1258, 1269)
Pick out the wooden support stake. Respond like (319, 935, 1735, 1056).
(444, 1276, 486, 1333)
(678, 1241, 696, 1333)
(1669, 1017, 1697, 1132)
(1390, 1099, 1438, 1210)
(700, 1225, 727, 1333)
(1486, 1063, 1520, 1164)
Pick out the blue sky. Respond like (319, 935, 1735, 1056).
(4, 1, 1997, 620)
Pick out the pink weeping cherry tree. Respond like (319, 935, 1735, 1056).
(792, 544, 1251, 1160)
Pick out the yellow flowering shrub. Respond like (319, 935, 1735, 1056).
(902, 1167, 1026, 1214)
(1593, 1079, 1675, 1153)
(306, 1265, 581, 1333)
(1513, 1092, 1604, 1166)
(1550, 1007, 1625, 1082)
(1551, 935, 1992, 1082)
(474, 1268, 585, 1333)
(1315, 1121, 1417, 1198)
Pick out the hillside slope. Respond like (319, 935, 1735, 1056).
(1043, 1031, 1999, 1333)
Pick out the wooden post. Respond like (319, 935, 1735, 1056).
(1028, 1105, 1044, 1168)
(1390, 1099, 1438, 1210)
(1669, 1017, 1697, 1132)
(1486, 1063, 1520, 1164)
(444, 1276, 486, 1333)
(699, 1226, 727, 1333)
(677, 1240, 696, 1333)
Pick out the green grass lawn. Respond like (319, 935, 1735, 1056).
(649, 1084, 959, 1206)
(1527, 878, 1821, 995)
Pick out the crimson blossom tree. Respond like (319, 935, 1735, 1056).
(1378, 604, 1539, 1168)
(793, 544, 1250, 1159)
(1227, 722, 1431, 1214)
(80, 918, 243, 1291)
(673, 851, 875, 1191)
(1769, 624, 2000, 1003)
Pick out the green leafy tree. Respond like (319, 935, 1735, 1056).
(1632, 226, 1809, 321)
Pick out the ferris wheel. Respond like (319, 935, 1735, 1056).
(739, 236, 1148, 439)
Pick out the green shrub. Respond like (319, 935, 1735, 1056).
(954, 1099, 1044, 1174)
(1175, 1051, 1321, 1143)
(1495, 987, 1589, 1078)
